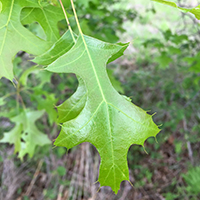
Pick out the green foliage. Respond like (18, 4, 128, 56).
(182, 166, 200, 195)
(57, 166, 67, 176)
(0, 0, 50, 81)
(0, 110, 51, 160)
(152, 0, 200, 20)
(0, 0, 161, 194)
(2, 0, 199, 195)
(20, 3, 65, 43)
(45, 32, 160, 192)
(70, 0, 137, 42)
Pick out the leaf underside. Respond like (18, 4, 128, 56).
(0, 0, 66, 81)
(20, 4, 65, 43)
(45, 34, 160, 193)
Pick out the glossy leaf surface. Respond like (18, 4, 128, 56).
(46, 35, 160, 193)
(34, 30, 128, 124)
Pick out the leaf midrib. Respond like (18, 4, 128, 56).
(105, 101, 116, 190)
(56, 100, 104, 145)
(81, 35, 107, 102)
(80, 34, 117, 189)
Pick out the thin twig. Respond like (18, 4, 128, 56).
(183, 119, 194, 165)
(25, 160, 43, 197)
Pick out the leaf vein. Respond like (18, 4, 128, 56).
(107, 102, 156, 131)
(56, 100, 104, 145)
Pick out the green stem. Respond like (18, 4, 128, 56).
(59, 0, 76, 43)
(70, 0, 83, 35)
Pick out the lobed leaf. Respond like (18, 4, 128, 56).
(0, 0, 52, 81)
(0, 110, 51, 159)
(20, 4, 65, 43)
(34, 30, 128, 124)
(33, 30, 77, 65)
(46, 35, 160, 193)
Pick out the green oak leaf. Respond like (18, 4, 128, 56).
(0, 0, 51, 81)
(189, 5, 200, 20)
(107, 42, 129, 64)
(34, 30, 128, 124)
(152, 0, 200, 20)
(152, 0, 177, 8)
(33, 30, 86, 123)
(20, 3, 65, 43)
(107, 69, 124, 94)
(46, 35, 160, 193)
(18, 110, 51, 159)
(57, 77, 87, 123)
(0, 122, 22, 153)
(35, 93, 58, 125)
(33, 30, 129, 70)
(0, 110, 51, 159)
(33, 30, 77, 65)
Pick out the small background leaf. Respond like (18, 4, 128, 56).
(0, 110, 51, 159)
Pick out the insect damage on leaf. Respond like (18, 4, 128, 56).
(45, 34, 160, 194)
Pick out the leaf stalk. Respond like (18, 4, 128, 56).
(59, 0, 76, 42)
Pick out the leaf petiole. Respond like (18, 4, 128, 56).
(59, 0, 76, 42)
(70, 0, 83, 35)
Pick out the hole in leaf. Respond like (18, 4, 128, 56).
(53, 73, 79, 105)
(23, 22, 46, 41)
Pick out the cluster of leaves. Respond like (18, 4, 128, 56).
(0, 0, 161, 193)
(57, 0, 138, 43)
(121, 1, 200, 198)
(142, 27, 200, 130)
(0, 0, 199, 194)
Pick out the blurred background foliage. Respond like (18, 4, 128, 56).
(0, 0, 200, 199)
